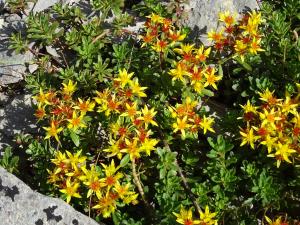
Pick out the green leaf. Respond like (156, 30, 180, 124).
(235, 57, 252, 71)
(120, 154, 130, 167)
(202, 88, 214, 97)
(70, 131, 80, 147)
(218, 64, 223, 77)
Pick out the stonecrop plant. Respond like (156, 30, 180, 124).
(5, 0, 300, 224)
(208, 11, 264, 62)
(239, 86, 300, 167)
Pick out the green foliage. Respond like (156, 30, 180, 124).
(251, 169, 281, 207)
(154, 147, 184, 224)
(0, 146, 19, 174)
(221, 0, 300, 105)
(9, 32, 28, 54)
(5, 0, 300, 224)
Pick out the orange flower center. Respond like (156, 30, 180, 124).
(106, 176, 116, 186)
(90, 181, 100, 191)
(184, 220, 194, 225)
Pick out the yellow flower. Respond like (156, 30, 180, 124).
(174, 43, 195, 55)
(93, 193, 117, 218)
(219, 11, 236, 27)
(249, 38, 264, 54)
(268, 142, 296, 167)
(204, 67, 222, 90)
(121, 102, 140, 120)
(65, 150, 87, 171)
(190, 66, 204, 85)
(32, 88, 51, 106)
(146, 13, 164, 23)
(103, 139, 123, 159)
(94, 89, 110, 105)
(100, 160, 123, 191)
(173, 206, 200, 225)
(84, 173, 104, 199)
(173, 116, 190, 138)
(240, 100, 257, 114)
(129, 78, 147, 97)
(200, 116, 215, 134)
(114, 182, 130, 199)
(279, 95, 298, 114)
(43, 121, 63, 143)
(258, 88, 278, 105)
(123, 192, 139, 205)
(240, 128, 257, 149)
(122, 139, 141, 160)
(51, 151, 69, 174)
(260, 135, 277, 153)
(259, 108, 281, 130)
(265, 216, 284, 225)
(138, 105, 158, 127)
(67, 111, 87, 131)
(151, 39, 168, 52)
(97, 94, 120, 116)
(35, 105, 46, 120)
(168, 29, 186, 44)
(195, 45, 211, 62)
(79, 164, 99, 181)
(193, 81, 205, 94)
(139, 138, 159, 156)
(207, 30, 224, 42)
(47, 169, 60, 184)
(62, 80, 77, 95)
(59, 178, 81, 203)
(114, 69, 134, 88)
(248, 11, 262, 26)
(169, 62, 190, 82)
(73, 98, 95, 115)
(234, 40, 248, 62)
(199, 206, 218, 225)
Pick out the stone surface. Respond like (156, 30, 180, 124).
(32, 0, 76, 12)
(0, 166, 103, 225)
(184, 0, 259, 44)
(0, 13, 33, 86)
(0, 93, 36, 149)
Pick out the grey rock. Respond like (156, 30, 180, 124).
(32, 0, 62, 12)
(183, 0, 259, 44)
(0, 166, 103, 225)
(0, 92, 9, 106)
(0, 0, 79, 86)
(0, 12, 33, 86)
(0, 93, 36, 149)
(32, 0, 79, 12)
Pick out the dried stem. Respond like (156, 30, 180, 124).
(92, 30, 110, 44)
(131, 159, 147, 203)
(88, 195, 92, 218)
(131, 159, 157, 222)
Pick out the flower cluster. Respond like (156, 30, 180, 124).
(170, 44, 222, 94)
(173, 206, 218, 225)
(140, 13, 186, 53)
(95, 69, 159, 161)
(265, 215, 289, 225)
(48, 150, 138, 218)
(239, 87, 300, 167)
(141, 13, 222, 95)
(168, 97, 215, 138)
(33, 80, 95, 143)
(208, 11, 264, 61)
